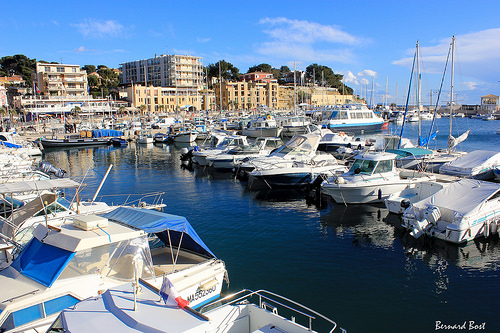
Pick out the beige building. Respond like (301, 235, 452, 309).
(32, 63, 88, 97)
(481, 94, 499, 112)
(120, 54, 204, 89)
(277, 85, 355, 109)
(214, 81, 278, 111)
(124, 85, 215, 114)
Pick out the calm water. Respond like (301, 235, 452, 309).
(43, 117, 500, 332)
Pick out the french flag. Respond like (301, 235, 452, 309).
(35, 84, 41, 94)
(160, 276, 189, 308)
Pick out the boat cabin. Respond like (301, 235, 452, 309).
(348, 152, 397, 176)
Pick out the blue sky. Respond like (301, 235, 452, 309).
(2, 0, 500, 106)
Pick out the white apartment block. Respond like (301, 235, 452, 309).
(120, 54, 204, 88)
(33, 63, 88, 97)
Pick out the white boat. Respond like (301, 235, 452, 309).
(241, 115, 283, 138)
(47, 286, 345, 333)
(277, 115, 312, 137)
(384, 180, 448, 214)
(439, 150, 500, 180)
(321, 152, 436, 204)
(318, 103, 388, 133)
(402, 179, 500, 244)
(207, 136, 283, 170)
(192, 134, 249, 166)
(318, 129, 367, 152)
(248, 152, 347, 190)
(173, 129, 198, 143)
(0, 131, 43, 156)
(238, 133, 326, 177)
(0, 207, 227, 332)
(136, 130, 153, 144)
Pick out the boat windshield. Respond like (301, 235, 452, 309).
(349, 159, 378, 175)
(271, 136, 314, 156)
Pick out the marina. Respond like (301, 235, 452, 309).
(20, 116, 498, 332)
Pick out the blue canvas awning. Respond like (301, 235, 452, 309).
(101, 207, 216, 258)
(386, 148, 433, 158)
(11, 238, 75, 287)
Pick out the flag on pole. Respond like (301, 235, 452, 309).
(160, 276, 189, 308)
(34, 84, 40, 94)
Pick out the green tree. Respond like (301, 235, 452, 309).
(206, 60, 240, 86)
(305, 64, 353, 95)
(248, 63, 272, 73)
(81, 65, 96, 74)
(0, 54, 36, 87)
(88, 75, 99, 88)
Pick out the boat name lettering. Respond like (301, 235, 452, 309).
(187, 285, 217, 303)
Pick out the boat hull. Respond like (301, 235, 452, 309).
(322, 181, 411, 204)
(40, 138, 110, 148)
(324, 121, 388, 133)
(242, 127, 282, 138)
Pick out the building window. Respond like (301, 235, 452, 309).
(45, 67, 51, 72)
(57, 67, 64, 73)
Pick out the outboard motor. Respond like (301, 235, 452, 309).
(38, 161, 67, 178)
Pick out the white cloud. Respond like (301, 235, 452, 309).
(342, 71, 359, 85)
(259, 17, 363, 45)
(73, 19, 125, 38)
(461, 81, 478, 90)
(75, 46, 89, 52)
(393, 29, 500, 81)
(256, 17, 366, 65)
(358, 69, 377, 77)
(196, 37, 211, 43)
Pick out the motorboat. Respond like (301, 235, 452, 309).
(277, 115, 312, 137)
(321, 151, 436, 204)
(248, 152, 347, 190)
(0, 207, 227, 332)
(47, 286, 345, 333)
(0, 131, 42, 156)
(241, 115, 283, 138)
(402, 179, 500, 244)
(206, 136, 283, 170)
(318, 129, 367, 152)
(384, 180, 448, 214)
(318, 103, 388, 133)
(192, 134, 249, 166)
(172, 129, 198, 143)
(136, 130, 154, 144)
(110, 137, 128, 147)
(439, 150, 500, 180)
(153, 132, 171, 144)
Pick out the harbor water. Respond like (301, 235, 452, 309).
(43, 117, 500, 332)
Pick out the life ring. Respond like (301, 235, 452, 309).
(339, 132, 345, 136)
(266, 115, 272, 120)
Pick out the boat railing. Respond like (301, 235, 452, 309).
(200, 289, 345, 333)
(93, 191, 165, 209)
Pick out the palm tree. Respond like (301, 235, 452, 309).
(138, 104, 146, 116)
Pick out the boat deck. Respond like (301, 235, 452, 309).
(150, 246, 209, 275)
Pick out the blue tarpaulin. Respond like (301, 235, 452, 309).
(11, 238, 75, 287)
(0, 141, 22, 149)
(92, 129, 124, 138)
(101, 206, 216, 258)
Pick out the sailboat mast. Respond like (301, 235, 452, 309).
(416, 41, 422, 139)
(449, 36, 455, 138)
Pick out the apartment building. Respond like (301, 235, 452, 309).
(214, 81, 278, 111)
(124, 85, 215, 113)
(120, 54, 204, 88)
(32, 63, 88, 97)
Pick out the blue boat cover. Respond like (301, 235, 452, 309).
(11, 237, 75, 287)
(386, 147, 433, 158)
(101, 207, 216, 258)
(0, 141, 22, 149)
(92, 129, 124, 138)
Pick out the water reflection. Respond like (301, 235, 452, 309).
(319, 200, 397, 249)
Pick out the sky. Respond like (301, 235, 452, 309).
(2, 0, 500, 106)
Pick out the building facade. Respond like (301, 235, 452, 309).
(120, 54, 204, 89)
(33, 63, 88, 97)
(481, 94, 499, 112)
(214, 81, 278, 111)
(241, 72, 277, 83)
(123, 85, 215, 113)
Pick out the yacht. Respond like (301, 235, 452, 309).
(402, 179, 500, 244)
(277, 115, 312, 137)
(439, 150, 500, 180)
(321, 152, 435, 204)
(319, 103, 388, 133)
(192, 134, 249, 166)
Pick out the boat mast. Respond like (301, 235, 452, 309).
(416, 41, 422, 140)
(449, 36, 455, 139)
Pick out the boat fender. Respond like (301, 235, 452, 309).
(378, 189, 382, 200)
(490, 221, 498, 235)
(484, 222, 490, 238)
